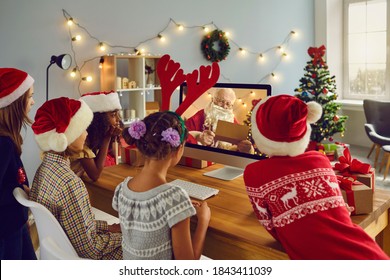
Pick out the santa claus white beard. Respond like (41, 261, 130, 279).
(204, 102, 234, 132)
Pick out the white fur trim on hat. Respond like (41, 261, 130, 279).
(80, 91, 122, 113)
(250, 97, 314, 157)
(306, 101, 322, 123)
(0, 74, 34, 108)
(34, 100, 93, 152)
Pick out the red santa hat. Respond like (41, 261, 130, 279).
(0, 68, 34, 108)
(251, 94, 322, 157)
(32, 97, 93, 152)
(79, 91, 122, 113)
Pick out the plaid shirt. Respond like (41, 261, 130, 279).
(30, 153, 122, 260)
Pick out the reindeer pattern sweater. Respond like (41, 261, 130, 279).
(244, 151, 389, 260)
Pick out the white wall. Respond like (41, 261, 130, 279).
(314, 0, 371, 148)
(0, 0, 315, 179)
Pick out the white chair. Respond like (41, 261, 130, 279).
(13, 188, 83, 260)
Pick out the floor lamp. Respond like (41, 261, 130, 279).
(46, 54, 72, 101)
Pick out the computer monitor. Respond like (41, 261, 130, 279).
(179, 83, 272, 180)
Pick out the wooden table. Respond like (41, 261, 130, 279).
(83, 163, 390, 259)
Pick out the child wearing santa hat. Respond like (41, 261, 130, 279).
(245, 94, 389, 259)
(70, 91, 123, 181)
(0, 68, 36, 260)
(29, 97, 122, 259)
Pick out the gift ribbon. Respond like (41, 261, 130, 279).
(336, 175, 362, 215)
(334, 148, 372, 174)
(308, 45, 326, 66)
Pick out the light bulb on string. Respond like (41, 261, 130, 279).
(239, 48, 246, 55)
(82, 76, 93, 82)
(70, 68, 77, 78)
(98, 42, 106, 51)
(158, 34, 165, 41)
(203, 26, 209, 33)
(99, 57, 104, 69)
(72, 35, 81, 41)
(177, 24, 184, 31)
(258, 53, 265, 62)
(67, 17, 74, 26)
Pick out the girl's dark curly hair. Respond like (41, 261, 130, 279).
(86, 112, 123, 153)
(122, 111, 188, 160)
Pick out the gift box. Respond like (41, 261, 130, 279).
(338, 176, 373, 215)
(178, 156, 213, 169)
(333, 148, 375, 192)
(121, 146, 144, 167)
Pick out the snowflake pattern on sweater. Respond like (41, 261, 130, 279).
(246, 167, 345, 230)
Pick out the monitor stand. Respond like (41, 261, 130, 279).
(203, 166, 244, 181)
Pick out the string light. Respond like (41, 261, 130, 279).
(72, 35, 81, 41)
(67, 17, 73, 26)
(82, 76, 93, 82)
(99, 57, 104, 69)
(62, 8, 298, 88)
(70, 67, 77, 78)
(98, 42, 106, 51)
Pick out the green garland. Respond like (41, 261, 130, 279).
(201, 29, 230, 62)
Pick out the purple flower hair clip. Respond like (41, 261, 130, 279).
(161, 127, 181, 147)
(128, 120, 146, 140)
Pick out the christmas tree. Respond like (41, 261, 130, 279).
(294, 45, 347, 143)
(243, 99, 267, 157)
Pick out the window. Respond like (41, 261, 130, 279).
(344, 0, 389, 100)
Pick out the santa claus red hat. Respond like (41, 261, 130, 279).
(0, 68, 34, 108)
(79, 91, 122, 113)
(32, 97, 93, 152)
(251, 94, 322, 157)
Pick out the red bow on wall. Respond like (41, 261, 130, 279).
(308, 45, 326, 66)
(334, 148, 372, 174)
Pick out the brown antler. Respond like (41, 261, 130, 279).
(175, 62, 220, 115)
(156, 54, 186, 111)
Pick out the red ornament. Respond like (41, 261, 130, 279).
(17, 167, 27, 184)
(333, 115, 340, 122)
(312, 73, 317, 78)
(323, 88, 328, 94)
(329, 137, 333, 142)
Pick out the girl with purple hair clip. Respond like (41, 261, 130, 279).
(112, 111, 211, 260)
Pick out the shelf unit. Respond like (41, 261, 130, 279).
(100, 54, 162, 123)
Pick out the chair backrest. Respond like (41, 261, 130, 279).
(13, 188, 82, 260)
(363, 99, 390, 136)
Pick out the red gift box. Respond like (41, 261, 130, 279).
(178, 156, 213, 169)
(337, 175, 373, 215)
(333, 148, 375, 192)
(121, 145, 144, 167)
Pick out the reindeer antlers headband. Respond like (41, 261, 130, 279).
(156, 54, 220, 115)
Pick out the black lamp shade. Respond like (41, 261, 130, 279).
(50, 54, 72, 70)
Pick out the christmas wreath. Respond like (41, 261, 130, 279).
(201, 29, 230, 62)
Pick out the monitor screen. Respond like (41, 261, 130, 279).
(179, 83, 272, 180)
